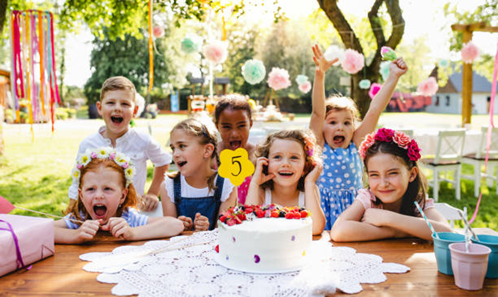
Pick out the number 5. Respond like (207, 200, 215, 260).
(232, 155, 241, 176)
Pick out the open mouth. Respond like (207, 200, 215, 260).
(229, 140, 242, 150)
(111, 116, 124, 124)
(333, 135, 345, 146)
(93, 204, 107, 218)
(278, 172, 294, 177)
(177, 160, 187, 168)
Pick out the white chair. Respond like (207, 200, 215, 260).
(461, 126, 498, 197)
(421, 129, 466, 201)
(397, 129, 414, 138)
(433, 203, 467, 229)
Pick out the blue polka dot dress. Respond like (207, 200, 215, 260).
(319, 142, 363, 230)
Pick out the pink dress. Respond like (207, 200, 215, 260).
(237, 176, 251, 204)
(356, 189, 434, 215)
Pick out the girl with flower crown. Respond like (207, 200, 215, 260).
(310, 45, 408, 230)
(54, 148, 184, 244)
(246, 129, 326, 235)
(330, 129, 451, 242)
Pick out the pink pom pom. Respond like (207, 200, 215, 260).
(368, 83, 382, 99)
(203, 41, 228, 64)
(267, 67, 291, 91)
(298, 81, 311, 93)
(341, 49, 365, 74)
(417, 77, 439, 96)
(153, 26, 164, 38)
(461, 41, 479, 64)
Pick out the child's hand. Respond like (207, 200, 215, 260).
(101, 217, 134, 240)
(389, 57, 408, 78)
(312, 44, 339, 76)
(139, 194, 159, 211)
(194, 213, 210, 231)
(178, 215, 193, 231)
(76, 220, 101, 242)
(361, 208, 390, 227)
(252, 157, 275, 186)
(305, 161, 323, 184)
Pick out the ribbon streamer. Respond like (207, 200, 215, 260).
(0, 219, 31, 271)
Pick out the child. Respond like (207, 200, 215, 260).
(54, 148, 183, 244)
(68, 76, 170, 212)
(214, 95, 256, 204)
(310, 44, 408, 230)
(245, 130, 326, 235)
(330, 128, 451, 241)
(161, 118, 237, 231)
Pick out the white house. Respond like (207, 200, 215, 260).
(426, 70, 498, 114)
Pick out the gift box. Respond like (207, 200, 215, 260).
(0, 214, 55, 277)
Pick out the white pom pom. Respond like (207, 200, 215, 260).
(324, 45, 344, 65)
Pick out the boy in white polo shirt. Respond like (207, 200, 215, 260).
(68, 76, 170, 212)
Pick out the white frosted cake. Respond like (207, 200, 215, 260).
(217, 205, 312, 273)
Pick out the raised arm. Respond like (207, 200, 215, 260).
(353, 57, 408, 147)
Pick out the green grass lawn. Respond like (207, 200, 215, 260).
(0, 112, 497, 230)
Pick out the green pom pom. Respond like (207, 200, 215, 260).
(379, 61, 390, 81)
(241, 59, 266, 85)
(181, 36, 201, 54)
(295, 74, 308, 85)
(359, 79, 371, 89)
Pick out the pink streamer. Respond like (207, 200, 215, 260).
(49, 13, 60, 104)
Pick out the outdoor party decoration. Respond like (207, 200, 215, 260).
(218, 148, 255, 186)
(368, 83, 382, 99)
(359, 79, 371, 89)
(380, 46, 397, 61)
(438, 59, 450, 68)
(298, 81, 312, 94)
(10, 10, 60, 135)
(241, 59, 266, 85)
(417, 77, 439, 97)
(152, 26, 164, 38)
(148, 1, 153, 92)
(461, 41, 479, 64)
(181, 34, 202, 54)
(295, 74, 309, 85)
(379, 61, 390, 81)
(267, 67, 291, 91)
(341, 49, 364, 74)
(203, 40, 228, 64)
(324, 45, 344, 64)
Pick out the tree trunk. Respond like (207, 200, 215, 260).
(0, 0, 7, 35)
(317, 0, 404, 118)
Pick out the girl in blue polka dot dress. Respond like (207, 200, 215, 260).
(310, 44, 408, 230)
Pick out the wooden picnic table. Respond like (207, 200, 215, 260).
(1, 229, 497, 296)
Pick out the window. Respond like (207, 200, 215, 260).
(446, 96, 450, 106)
(435, 96, 440, 106)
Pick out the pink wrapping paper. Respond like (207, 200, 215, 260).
(0, 214, 55, 277)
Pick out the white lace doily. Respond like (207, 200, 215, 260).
(80, 230, 409, 296)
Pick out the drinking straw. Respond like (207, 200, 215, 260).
(414, 201, 439, 239)
(458, 211, 479, 241)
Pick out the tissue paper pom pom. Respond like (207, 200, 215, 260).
(380, 46, 397, 61)
(461, 42, 479, 64)
(324, 45, 344, 64)
(379, 61, 390, 81)
(203, 40, 228, 64)
(359, 79, 371, 89)
(341, 49, 364, 74)
(438, 59, 449, 68)
(241, 59, 266, 85)
(181, 35, 202, 54)
(369, 83, 382, 99)
(295, 74, 309, 85)
(298, 81, 311, 93)
(417, 77, 439, 96)
(153, 26, 164, 38)
(267, 67, 291, 91)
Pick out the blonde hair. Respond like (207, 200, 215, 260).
(168, 118, 219, 192)
(100, 76, 136, 102)
(255, 129, 322, 191)
(64, 158, 138, 223)
(325, 95, 360, 127)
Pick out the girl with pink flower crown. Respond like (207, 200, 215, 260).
(330, 129, 451, 241)
(310, 44, 408, 230)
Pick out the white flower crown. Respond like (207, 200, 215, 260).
(71, 147, 136, 188)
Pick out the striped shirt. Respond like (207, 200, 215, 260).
(64, 207, 148, 229)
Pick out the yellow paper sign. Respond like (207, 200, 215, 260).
(218, 148, 255, 186)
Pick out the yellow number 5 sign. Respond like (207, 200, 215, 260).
(218, 148, 255, 186)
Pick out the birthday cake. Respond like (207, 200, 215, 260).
(217, 205, 312, 273)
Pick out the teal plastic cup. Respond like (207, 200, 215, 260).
(472, 234, 498, 278)
(432, 232, 465, 275)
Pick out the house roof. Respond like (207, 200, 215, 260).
(439, 69, 497, 93)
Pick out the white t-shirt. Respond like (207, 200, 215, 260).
(68, 126, 172, 199)
(164, 174, 235, 203)
(264, 188, 305, 208)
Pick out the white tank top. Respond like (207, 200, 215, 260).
(264, 188, 305, 208)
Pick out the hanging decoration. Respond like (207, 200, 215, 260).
(152, 26, 164, 38)
(241, 59, 266, 85)
(181, 34, 202, 54)
(295, 74, 308, 85)
(379, 61, 390, 81)
(359, 79, 371, 89)
(417, 77, 439, 97)
(438, 59, 450, 68)
(380, 46, 397, 61)
(298, 81, 311, 94)
(267, 67, 291, 91)
(148, 0, 153, 93)
(10, 10, 60, 137)
(203, 40, 228, 64)
(461, 41, 479, 64)
(341, 49, 364, 74)
(324, 45, 344, 64)
(368, 83, 382, 99)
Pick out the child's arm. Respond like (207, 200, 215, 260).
(361, 207, 452, 241)
(141, 164, 169, 211)
(304, 162, 326, 235)
(353, 57, 408, 147)
(310, 44, 339, 147)
(330, 201, 402, 242)
(54, 219, 101, 244)
(245, 157, 274, 205)
(160, 181, 193, 231)
(101, 216, 184, 240)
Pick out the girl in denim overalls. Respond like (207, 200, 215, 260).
(161, 119, 237, 231)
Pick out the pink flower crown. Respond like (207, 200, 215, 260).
(359, 128, 421, 161)
(303, 136, 314, 157)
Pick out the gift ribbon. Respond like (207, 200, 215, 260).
(0, 219, 32, 271)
